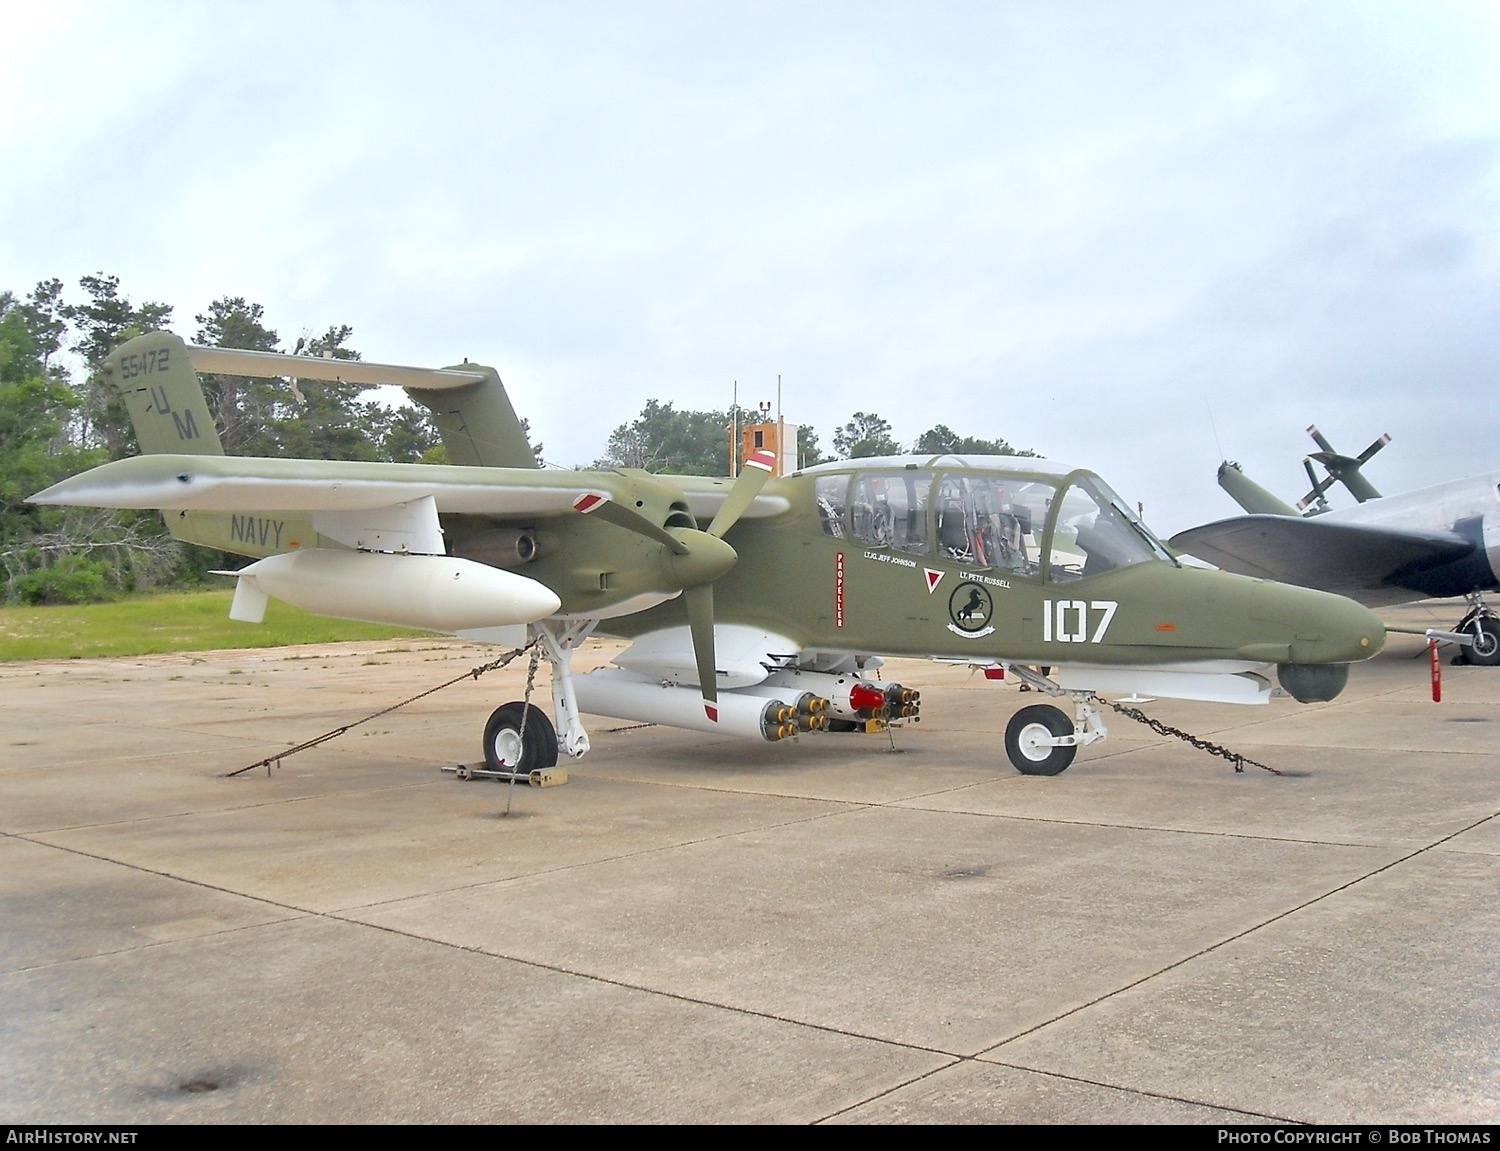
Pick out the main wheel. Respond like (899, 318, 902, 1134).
(1461, 617, 1500, 667)
(1004, 704, 1077, 776)
(483, 702, 559, 773)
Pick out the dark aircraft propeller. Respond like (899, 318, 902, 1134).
(1297, 425, 1390, 510)
(1299, 458, 1335, 515)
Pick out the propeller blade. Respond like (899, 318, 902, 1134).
(1296, 459, 1334, 512)
(1306, 424, 1335, 454)
(684, 450, 776, 719)
(573, 491, 738, 589)
(685, 584, 719, 719)
(707, 449, 777, 539)
(1301, 459, 1320, 493)
(572, 491, 690, 555)
(1357, 433, 1391, 464)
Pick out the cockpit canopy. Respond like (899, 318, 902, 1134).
(808, 459, 1174, 581)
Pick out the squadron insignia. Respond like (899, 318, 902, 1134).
(947, 581, 995, 638)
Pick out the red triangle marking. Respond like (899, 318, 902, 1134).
(924, 568, 944, 594)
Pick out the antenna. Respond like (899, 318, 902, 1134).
(730, 380, 738, 477)
(777, 373, 784, 477)
(1204, 400, 1225, 461)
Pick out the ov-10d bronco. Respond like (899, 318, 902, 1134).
(32, 332, 1387, 775)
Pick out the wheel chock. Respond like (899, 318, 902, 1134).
(442, 763, 569, 787)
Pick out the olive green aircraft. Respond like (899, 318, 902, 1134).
(31, 332, 1388, 776)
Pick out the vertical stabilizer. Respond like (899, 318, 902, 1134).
(101, 332, 315, 556)
(103, 332, 225, 457)
(406, 365, 539, 468)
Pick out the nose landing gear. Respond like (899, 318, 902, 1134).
(1000, 667, 1110, 775)
(1004, 705, 1078, 775)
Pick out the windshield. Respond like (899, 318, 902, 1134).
(1044, 476, 1174, 581)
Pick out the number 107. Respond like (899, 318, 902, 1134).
(1043, 599, 1118, 644)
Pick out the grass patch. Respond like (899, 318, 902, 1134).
(0, 589, 429, 662)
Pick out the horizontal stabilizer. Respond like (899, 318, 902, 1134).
(188, 344, 540, 469)
(187, 345, 488, 391)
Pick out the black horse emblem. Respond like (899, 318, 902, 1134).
(948, 582, 992, 633)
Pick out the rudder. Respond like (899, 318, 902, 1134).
(102, 333, 287, 553)
(103, 331, 225, 457)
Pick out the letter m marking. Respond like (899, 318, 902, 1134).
(171, 410, 200, 440)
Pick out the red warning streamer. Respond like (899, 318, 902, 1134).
(1429, 638, 1441, 703)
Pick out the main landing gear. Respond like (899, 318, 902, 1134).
(482, 702, 559, 773)
(1457, 596, 1500, 667)
(1000, 666, 1109, 775)
(467, 620, 596, 776)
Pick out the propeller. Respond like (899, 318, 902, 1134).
(573, 449, 778, 720)
(1300, 425, 1390, 506)
(1297, 457, 1334, 515)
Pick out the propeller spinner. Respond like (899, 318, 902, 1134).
(573, 449, 778, 720)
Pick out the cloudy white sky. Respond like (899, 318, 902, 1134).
(4, 1, 1497, 534)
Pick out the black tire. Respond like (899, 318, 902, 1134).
(483, 702, 559, 773)
(1462, 617, 1500, 667)
(1004, 704, 1077, 776)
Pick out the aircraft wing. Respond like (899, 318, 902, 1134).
(29, 454, 791, 519)
(1168, 515, 1474, 596)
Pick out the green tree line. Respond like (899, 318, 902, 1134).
(592, 404, 1034, 474)
(2, 273, 1032, 605)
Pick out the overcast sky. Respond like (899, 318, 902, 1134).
(4, 1, 1497, 533)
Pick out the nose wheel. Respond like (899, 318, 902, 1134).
(1004, 704, 1078, 775)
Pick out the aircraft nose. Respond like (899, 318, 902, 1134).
(1251, 583, 1385, 663)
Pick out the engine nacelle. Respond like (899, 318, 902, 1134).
(454, 528, 540, 570)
